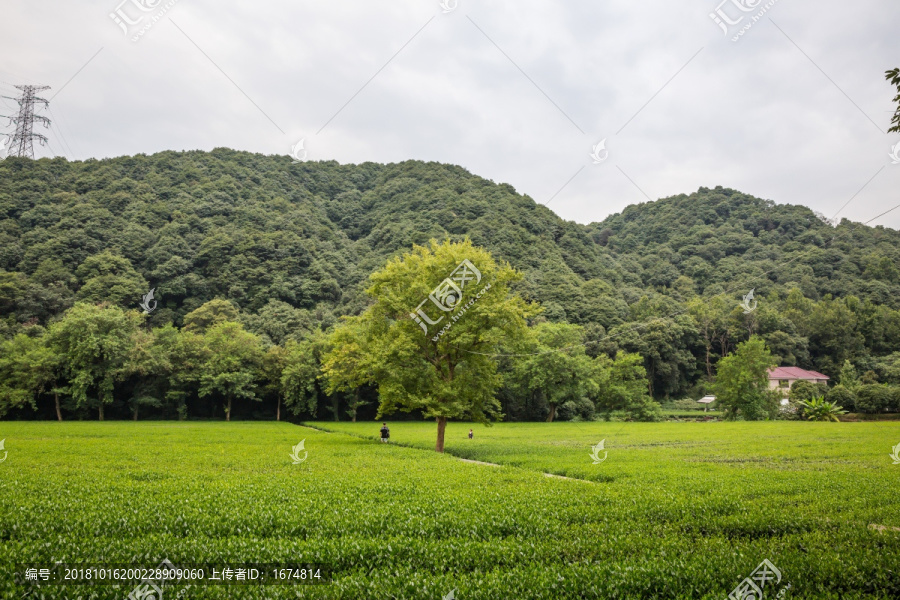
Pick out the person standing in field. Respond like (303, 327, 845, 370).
(380, 423, 390, 443)
(468, 429, 473, 439)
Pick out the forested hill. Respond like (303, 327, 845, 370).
(2, 149, 899, 399)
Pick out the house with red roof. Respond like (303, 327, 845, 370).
(768, 366, 829, 397)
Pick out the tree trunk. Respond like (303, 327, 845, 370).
(435, 416, 447, 452)
(276, 397, 281, 421)
(55, 393, 62, 422)
(719, 335, 729, 361)
(226, 396, 232, 422)
(133, 404, 138, 421)
(99, 403, 104, 421)
(546, 403, 556, 423)
(332, 396, 340, 421)
(705, 344, 713, 380)
(351, 389, 359, 422)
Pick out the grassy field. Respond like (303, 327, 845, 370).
(0, 421, 898, 599)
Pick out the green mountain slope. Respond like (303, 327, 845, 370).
(1, 149, 899, 399)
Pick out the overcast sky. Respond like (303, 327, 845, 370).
(2, 0, 898, 229)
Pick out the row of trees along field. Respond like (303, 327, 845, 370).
(0, 242, 658, 438)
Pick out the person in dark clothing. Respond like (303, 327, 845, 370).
(380, 423, 390, 443)
(468, 429, 473, 439)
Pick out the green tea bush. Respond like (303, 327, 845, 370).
(558, 397, 596, 421)
(789, 380, 829, 403)
(889, 386, 900, 412)
(825, 384, 856, 411)
(3, 422, 900, 599)
(856, 384, 892, 414)
(671, 399, 705, 410)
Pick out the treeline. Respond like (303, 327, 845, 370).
(0, 299, 324, 421)
(0, 298, 658, 423)
(2, 150, 900, 416)
(3, 273, 899, 423)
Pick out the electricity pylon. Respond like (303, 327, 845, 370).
(2, 85, 51, 159)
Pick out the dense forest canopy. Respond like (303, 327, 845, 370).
(1, 149, 899, 420)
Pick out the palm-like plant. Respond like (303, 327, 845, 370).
(798, 396, 847, 422)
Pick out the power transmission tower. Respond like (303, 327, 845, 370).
(2, 85, 51, 159)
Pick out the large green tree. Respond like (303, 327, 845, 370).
(47, 303, 142, 420)
(688, 296, 731, 381)
(511, 322, 597, 422)
(323, 239, 536, 452)
(594, 352, 661, 421)
(612, 315, 700, 399)
(166, 327, 209, 419)
(0, 333, 63, 419)
(260, 343, 288, 421)
(197, 321, 264, 421)
(714, 336, 777, 420)
(121, 323, 179, 420)
(281, 334, 327, 420)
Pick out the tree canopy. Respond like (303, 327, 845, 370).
(322, 239, 536, 451)
(887, 67, 900, 134)
(714, 336, 777, 420)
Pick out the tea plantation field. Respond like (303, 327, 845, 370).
(0, 421, 898, 599)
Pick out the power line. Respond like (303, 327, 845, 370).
(44, 138, 65, 160)
(45, 106, 76, 159)
(45, 122, 69, 159)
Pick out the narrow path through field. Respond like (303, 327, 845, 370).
(869, 523, 900, 533)
(457, 458, 500, 467)
(296, 424, 329, 432)
(299, 423, 596, 483)
(457, 457, 593, 483)
(542, 471, 594, 483)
